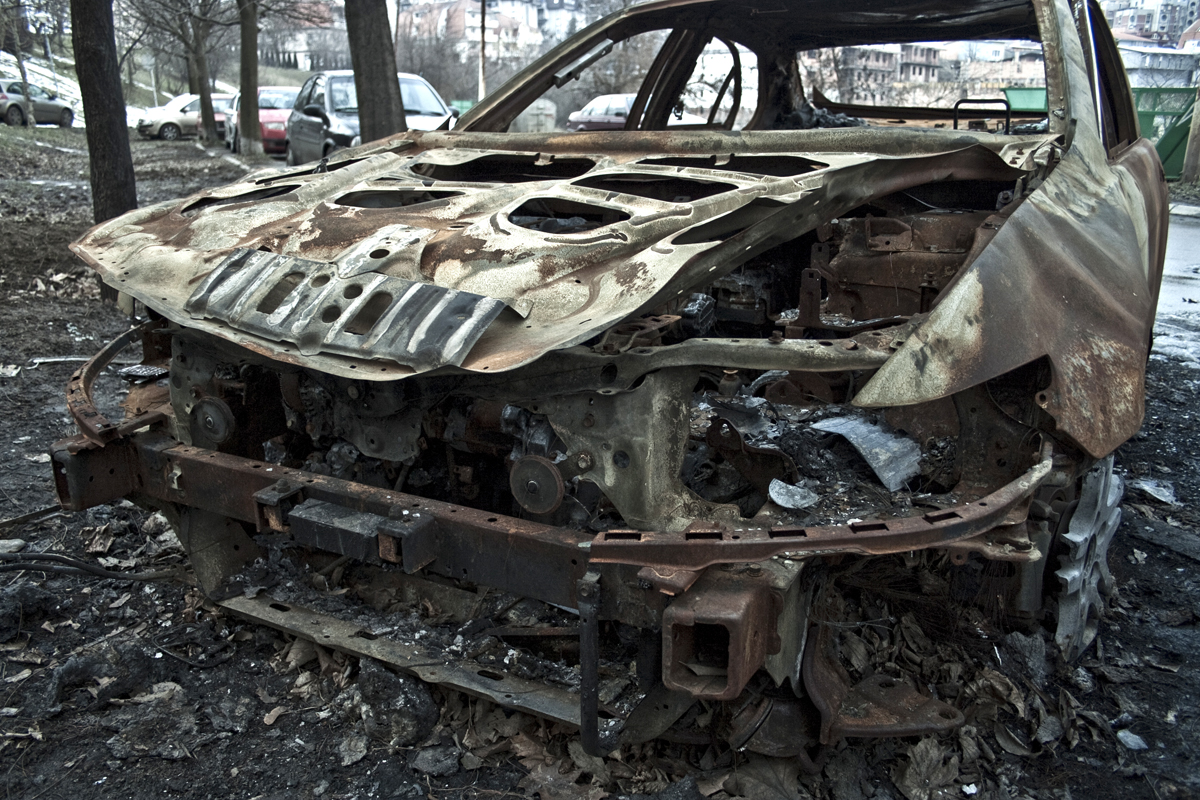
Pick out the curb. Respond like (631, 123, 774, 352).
(1170, 203, 1200, 218)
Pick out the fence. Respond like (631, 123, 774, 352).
(1003, 85, 1196, 179)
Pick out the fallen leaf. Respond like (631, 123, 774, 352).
(568, 739, 610, 783)
(974, 668, 1026, 718)
(519, 757, 596, 800)
(726, 754, 811, 800)
(892, 737, 959, 800)
(263, 706, 286, 725)
(697, 773, 729, 797)
(85, 526, 115, 554)
(993, 722, 1032, 756)
(22, 453, 50, 464)
(6, 651, 47, 666)
(510, 731, 545, 759)
(4, 669, 33, 684)
(115, 681, 182, 705)
(108, 592, 132, 609)
(285, 638, 317, 671)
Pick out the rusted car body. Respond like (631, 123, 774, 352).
(53, 0, 1164, 759)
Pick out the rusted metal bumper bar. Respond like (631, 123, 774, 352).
(51, 433, 595, 610)
(588, 443, 1055, 571)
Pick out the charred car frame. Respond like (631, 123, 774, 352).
(53, 0, 1164, 761)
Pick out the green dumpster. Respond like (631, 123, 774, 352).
(1002, 86, 1197, 180)
(1132, 87, 1194, 180)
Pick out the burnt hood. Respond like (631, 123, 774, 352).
(72, 127, 1042, 380)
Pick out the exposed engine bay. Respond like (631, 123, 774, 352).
(168, 178, 1029, 537)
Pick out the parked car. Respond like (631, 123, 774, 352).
(136, 94, 198, 140)
(193, 93, 234, 139)
(285, 70, 453, 164)
(137, 93, 232, 140)
(566, 92, 705, 131)
(0, 80, 74, 127)
(60, 0, 1166, 759)
(224, 86, 301, 154)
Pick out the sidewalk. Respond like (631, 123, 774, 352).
(1169, 202, 1200, 218)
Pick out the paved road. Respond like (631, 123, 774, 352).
(1160, 214, 1200, 316)
(1153, 214, 1200, 366)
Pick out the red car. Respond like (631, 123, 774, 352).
(224, 86, 301, 154)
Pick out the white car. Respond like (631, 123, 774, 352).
(135, 93, 233, 140)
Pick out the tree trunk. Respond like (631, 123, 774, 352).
(187, 55, 201, 95)
(1181, 85, 1200, 184)
(191, 22, 219, 144)
(238, 0, 263, 157)
(69, 0, 138, 304)
(8, 15, 35, 127)
(344, 0, 406, 144)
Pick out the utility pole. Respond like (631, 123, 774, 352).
(478, 0, 486, 100)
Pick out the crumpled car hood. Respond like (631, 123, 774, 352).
(73, 127, 1043, 380)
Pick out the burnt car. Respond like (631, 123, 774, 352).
(55, 0, 1165, 761)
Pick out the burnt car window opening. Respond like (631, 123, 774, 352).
(58, 0, 1165, 762)
(460, 0, 1054, 136)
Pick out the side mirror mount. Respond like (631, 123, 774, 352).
(449, 107, 461, 119)
(303, 104, 328, 121)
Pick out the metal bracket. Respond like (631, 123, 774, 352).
(252, 478, 305, 532)
(378, 508, 439, 573)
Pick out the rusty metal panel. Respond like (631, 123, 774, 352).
(187, 248, 505, 371)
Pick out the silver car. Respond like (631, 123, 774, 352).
(136, 94, 200, 140)
(136, 93, 233, 141)
(0, 80, 74, 127)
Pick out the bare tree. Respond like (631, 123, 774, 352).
(235, 1, 325, 158)
(1, 2, 36, 127)
(126, 0, 237, 142)
(344, 0, 405, 143)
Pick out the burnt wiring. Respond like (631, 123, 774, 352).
(0, 551, 180, 581)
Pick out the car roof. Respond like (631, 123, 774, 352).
(590, 0, 1040, 47)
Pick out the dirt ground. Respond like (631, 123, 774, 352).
(0, 125, 1197, 800)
